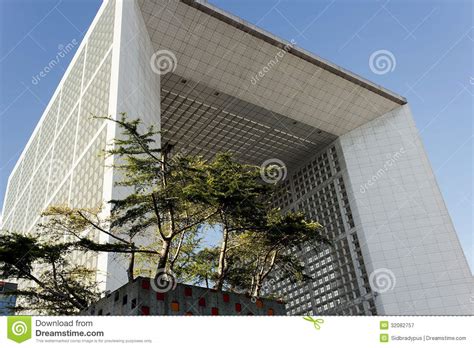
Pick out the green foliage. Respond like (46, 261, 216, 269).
(198, 153, 270, 226)
(0, 232, 101, 314)
(205, 211, 329, 296)
(1, 113, 332, 314)
(174, 246, 219, 288)
(0, 233, 41, 279)
(98, 114, 216, 273)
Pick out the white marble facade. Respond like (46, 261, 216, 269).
(339, 105, 473, 315)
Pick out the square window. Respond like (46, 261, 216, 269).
(171, 301, 180, 312)
(141, 279, 150, 290)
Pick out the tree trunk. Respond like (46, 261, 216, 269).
(252, 250, 278, 297)
(252, 273, 262, 297)
(169, 231, 186, 271)
(156, 238, 171, 271)
(249, 275, 255, 296)
(127, 249, 135, 282)
(214, 225, 229, 290)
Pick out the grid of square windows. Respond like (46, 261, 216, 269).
(267, 144, 376, 316)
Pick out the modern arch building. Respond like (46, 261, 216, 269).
(1, 0, 472, 315)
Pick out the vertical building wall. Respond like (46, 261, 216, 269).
(115, 0, 161, 129)
(1, 0, 116, 286)
(99, 0, 162, 291)
(1, 0, 161, 293)
(339, 104, 473, 315)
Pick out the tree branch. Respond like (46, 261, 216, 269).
(77, 211, 131, 246)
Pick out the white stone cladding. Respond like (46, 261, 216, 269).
(100, 0, 162, 291)
(339, 105, 473, 315)
(1, 0, 116, 286)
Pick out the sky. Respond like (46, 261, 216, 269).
(0, 0, 472, 271)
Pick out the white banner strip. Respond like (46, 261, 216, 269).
(0, 316, 472, 347)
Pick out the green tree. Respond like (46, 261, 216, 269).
(246, 211, 327, 297)
(1, 114, 330, 313)
(174, 246, 218, 288)
(192, 153, 271, 290)
(40, 205, 162, 282)
(0, 232, 101, 314)
(89, 116, 330, 294)
(173, 154, 330, 294)
(100, 114, 217, 278)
